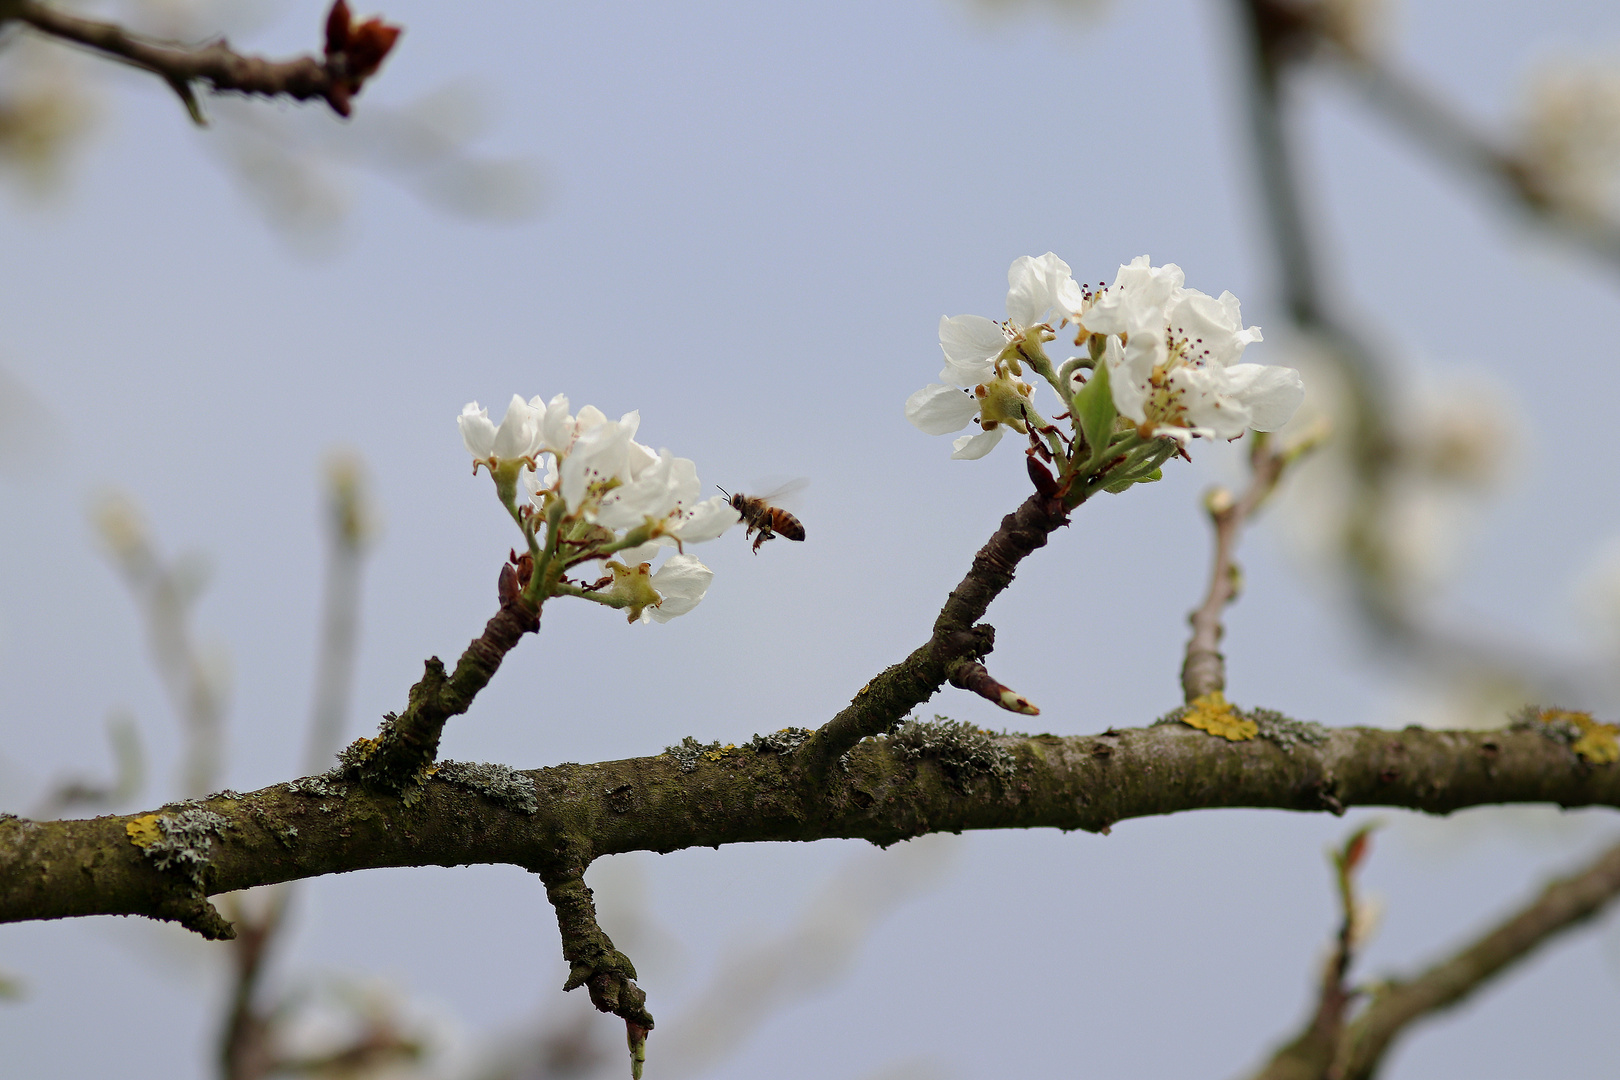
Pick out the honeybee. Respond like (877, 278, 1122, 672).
(717, 481, 807, 554)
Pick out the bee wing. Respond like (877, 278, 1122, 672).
(752, 477, 809, 509)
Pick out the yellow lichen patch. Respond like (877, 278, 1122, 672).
(1542, 708, 1620, 764)
(1181, 691, 1258, 741)
(702, 744, 738, 762)
(125, 814, 162, 849)
(346, 736, 379, 760)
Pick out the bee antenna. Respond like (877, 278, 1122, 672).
(716, 485, 730, 499)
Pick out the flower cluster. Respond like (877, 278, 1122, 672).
(458, 394, 739, 623)
(1079, 256, 1303, 442)
(906, 253, 1304, 458)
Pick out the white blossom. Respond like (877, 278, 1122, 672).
(1081, 256, 1303, 441)
(909, 253, 1077, 458)
(643, 553, 713, 623)
(458, 395, 542, 466)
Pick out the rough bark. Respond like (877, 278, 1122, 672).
(3, 722, 1615, 931)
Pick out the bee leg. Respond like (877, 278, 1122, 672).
(751, 529, 773, 554)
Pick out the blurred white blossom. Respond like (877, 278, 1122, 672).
(1519, 56, 1620, 217)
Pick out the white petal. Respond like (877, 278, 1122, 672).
(541, 393, 574, 452)
(490, 394, 539, 459)
(938, 314, 1007, 384)
(1224, 363, 1305, 431)
(671, 496, 740, 543)
(667, 456, 701, 509)
(1106, 334, 1153, 426)
(624, 439, 657, 480)
(905, 383, 981, 435)
(574, 405, 607, 432)
(1082, 256, 1183, 337)
(561, 417, 636, 513)
(1005, 252, 1074, 329)
(1175, 366, 1252, 440)
(950, 426, 1005, 459)
(458, 402, 496, 458)
(616, 540, 664, 564)
(597, 448, 679, 530)
(647, 554, 713, 622)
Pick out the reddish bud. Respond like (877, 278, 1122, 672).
(345, 18, 402, 80)
(324, 0, 352, 54)
(1344, 830, 1371, 872)
(1026, 452, 1058, 497)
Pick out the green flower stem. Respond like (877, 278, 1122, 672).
(1055, 356, 1091, 390)
(553, 581, 630, 609)
(597, 525, 656, 558)
(1025, 351, 1071, 404)
(524, 500, 568, 606)
(1082, 430, 1145, 476)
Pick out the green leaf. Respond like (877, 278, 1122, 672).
(1071, 362, 1117, 463)
(1102, 466, 1162, 495)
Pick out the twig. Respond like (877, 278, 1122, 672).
(345, 581, 539, 796)
(799, 487, 1072, 771)
(1252, 0, 1620, 273)
(218, 456, 375, 1080)
(1232, 0, 1607, 706)
(94, 494, 228, 799)
(303, 452, 372, 775)
(1181, 436, 1290, 702)
(538, 858, 654, 1080)
(1245, 825, 1375, 1080)
(8, 0, 400, 121)
(1333, 836, 1620, 1080)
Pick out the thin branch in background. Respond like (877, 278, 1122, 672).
(93, 492, 229, 799)
(1244, 823, 1377, 1080)
(1232, 0, 1615, 710)
(220, 452, 377, 1080)
(654, 836, 955, 1078)
(1259, 0, 1620, 272)
(1332, 836, 1620, 1080)
(304, 450, 375, 775)
(30, 710, 144, 819)
(1246, 831, 1620, 1080)
(1181, 431, 1320, 703)
(6, 0, 400, 122)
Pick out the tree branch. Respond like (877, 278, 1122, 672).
(538, 858, 654, 1079)
(5, 719, 1618, 930)
(347, 570, 539, 797)
(798, 488, 1071, 772)
(1181, 435, 1290, 702)
(7, 0, 400, 121)
(1252, 0, 1620, 274)
(1333, 836, 1620, 1080)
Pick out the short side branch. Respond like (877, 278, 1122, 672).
(800, 490, 1071, 769)
(349, 586, 539, 794)
(10, 0, 400, 120)
(1182, 436, 1289, 701)
(538, 860, 653, 1077)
